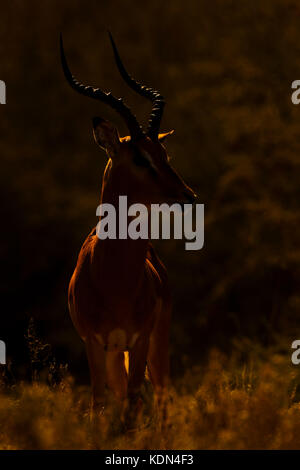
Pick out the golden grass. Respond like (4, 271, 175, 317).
(1, 349, 300, 450)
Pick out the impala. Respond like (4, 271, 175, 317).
(60, 33, 196, 426)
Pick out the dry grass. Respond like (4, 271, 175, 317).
(1, 348, 300, 450)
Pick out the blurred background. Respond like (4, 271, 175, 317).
(1, 0, 300, 383)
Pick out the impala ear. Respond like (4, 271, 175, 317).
(158, 130, 174, 142)
(92, 117, 120, 157)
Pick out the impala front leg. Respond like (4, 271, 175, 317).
(86, 336, 106, 416)
(125, 334, 149, 429)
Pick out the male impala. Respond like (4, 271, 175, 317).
(60, 33, 196, 425)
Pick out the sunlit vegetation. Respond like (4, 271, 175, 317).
(1, 344, 300, 450)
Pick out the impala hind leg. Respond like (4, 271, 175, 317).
(85, 337, 106, 416)
(147, 339, 170, 419)
(147, 313, 171, 424)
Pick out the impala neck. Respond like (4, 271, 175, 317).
(93, 160, 149, 298)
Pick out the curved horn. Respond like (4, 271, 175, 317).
(60, 34, 144, 140)
(108, 32, 165, 141)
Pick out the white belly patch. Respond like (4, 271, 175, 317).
(128, 332, 139, 348)
(108, 329, 127, 350)
(95, 329, 139, 351)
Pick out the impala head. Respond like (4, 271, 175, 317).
(60, 33, 197, 206)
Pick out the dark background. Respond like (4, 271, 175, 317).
(1, 0, 300, 382)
